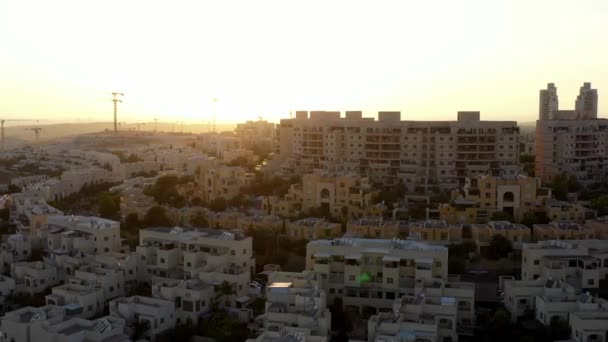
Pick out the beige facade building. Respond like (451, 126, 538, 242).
(545, 199, 591, 223)
(262, 172, 385, 220)
(532, 222, 596, 241)
(286, 218, 342, 241)
(536, 83, 608, 185)
(471, 221, 531, 250)
(273, 110, 519, 189)
(346, 217, 399, 239)
(408, 220, 463, 245)
(439, 174, 551, 224)
(585, 217, 608, 239)
(197, 162, 253, 202)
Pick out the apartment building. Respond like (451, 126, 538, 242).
(532, 222, 596, 241)
(1, 233, 32, 262)
(536, 83, 608, 185)
(30, 316, 129, 342)
(305, 238, 475, 321)
(535, 292, 608, 326)
(368, 294, 465, 342)
(207, 210, 247, 229)
(273, 110, 519, 189)
(439, 174, 551, 224)
(11, 261, 59, 295)
(0, 305, 127, 342)
(236, 215, 283, 233)
(286, 218, 342, 241)
(70, 265, 126, 301)
(256, 271, 331, 339)
(197, 163, 253, 202)
(45, 284, 105, 319)
(108, 296, 176, 341)
(408, 220, 463, 245)
(346, 217, 399, 239)
(46, 215, 121, 255)
(471, 221, 531, 250)
(567, 311, 608, 342)
(520, 240, 608, 284)
(118, 180, 156, 220)
(136, 227, 254, 298)
(9, 193, 63, 236)
(263, 172, 384, 220)
(584, 217, 608, 239)
(545, 199, 592, 223)
(235, 119, 276, 151)
(504, 239, 608, 325)
(151, 276, 214, 325)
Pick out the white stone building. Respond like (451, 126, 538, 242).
(109, 296, 176, 341)
(136, 227, 254, 299)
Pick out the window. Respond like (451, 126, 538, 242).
(349, 275, 355, 281)
(387, 277, 393, 284)
(533, 260, 539, 265)
(588, 279, 594, 286)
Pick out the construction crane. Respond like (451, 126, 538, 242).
(25, 126, 43, 143)
(136, 122, 146, 131)
(212, 98, 218, 133)
(1, 119, 30, 150)
(112, 92, 124, 136)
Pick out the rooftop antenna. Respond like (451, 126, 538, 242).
(112, 92, 124, 136)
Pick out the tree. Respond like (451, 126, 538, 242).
(190, 211, 208, 228)
(98, 193, 120, 219)
(590, 194, 608, 216)
(485, 235, 513, 260)
(208, 197, 227, 212)
(520, 210, 550, 228)
(143, 175, 185, 208)
(143, 206, 172, 227)
(490, 211, 514, 222)
(124, 213, 140, 231)
(547, 316, 571, 341)
(549, 173, 581, 201)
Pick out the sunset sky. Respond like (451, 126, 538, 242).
(1, 0, 607, 125)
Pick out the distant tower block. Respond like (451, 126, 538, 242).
(112, 92, 124, 135)
(539, 83, 559, 121)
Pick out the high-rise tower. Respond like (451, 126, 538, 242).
(575, 82, 598, 119)
(539, 83, 559, 121)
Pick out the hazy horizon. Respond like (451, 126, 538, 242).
(2, 0, 607, 124)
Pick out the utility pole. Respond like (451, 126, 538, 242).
(153, 118, 158, 132)
(112, 92, 124, 136)
(25, 127, 43, 142)
(1, 119, 30, 150)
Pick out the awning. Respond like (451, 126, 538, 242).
(345, 254, 362, 260)
(314, 252, 331, 258)
(415, 257, 433, 264)
(382, 255, 400, 262)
